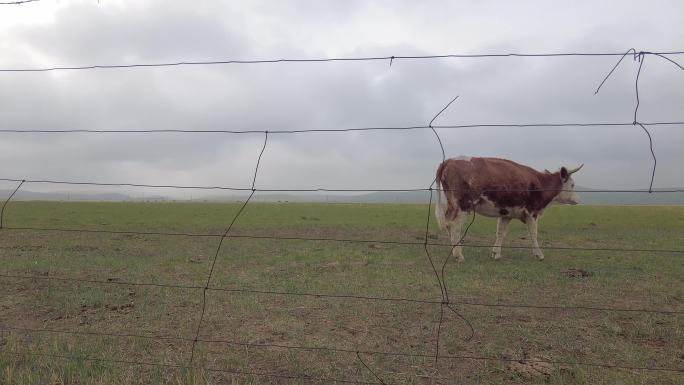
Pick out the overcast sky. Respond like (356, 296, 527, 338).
(1, 0, 683, 199)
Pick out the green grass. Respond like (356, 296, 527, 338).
(1, 202, 683, 384)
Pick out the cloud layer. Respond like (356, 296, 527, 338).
(1, 0, 683, 198)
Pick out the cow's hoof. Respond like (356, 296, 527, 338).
(491, 251, 502, 260)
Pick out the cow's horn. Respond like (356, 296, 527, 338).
(568, 164, 584, 175)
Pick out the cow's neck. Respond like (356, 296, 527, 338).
(538, 171, 563, 204)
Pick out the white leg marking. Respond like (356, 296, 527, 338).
(447, 211, 468, 262)
(491, 217, 511, 260)
(527, 216, 544, 260)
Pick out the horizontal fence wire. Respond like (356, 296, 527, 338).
(2, 226, 684, 254)
(3, 327, 683, 374)
(0, 121, 683, 134)
(0, 0, 40, 4)
(1, 350, 380, 385)
(1, 273, 682, 315)
(0, 50, 683, 72)
(1, 177, 683, 193)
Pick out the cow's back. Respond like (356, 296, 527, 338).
(437, 157, 550, 213)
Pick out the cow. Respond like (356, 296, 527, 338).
(435, 157, 583, 261)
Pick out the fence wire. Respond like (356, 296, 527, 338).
(2, 225, 684, 254)
(1, 273, 682, 315)
(0, 120, 682, 134)
(0, 49, 683, 72)
(3, 328, 683, 376)
(0, 0, 40, 4)
(2, 47, 684, 382)
(2, 176, 683, 193)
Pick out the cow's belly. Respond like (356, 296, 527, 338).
(474, 196, 527, 219)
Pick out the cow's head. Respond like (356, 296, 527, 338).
(553, 164, 583, 205)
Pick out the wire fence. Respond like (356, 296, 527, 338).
(0, 0, 40, 5)
(1, 48, 684, 382)
(0, 48, 682, 72)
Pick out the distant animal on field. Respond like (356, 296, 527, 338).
(435, 157, 583, 261)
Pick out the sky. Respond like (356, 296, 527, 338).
(1, 0, 683, 199)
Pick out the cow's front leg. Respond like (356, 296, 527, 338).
(446, 212, 467, 262)
(491, 217, 510, 259)
(526, 216, 544, 260)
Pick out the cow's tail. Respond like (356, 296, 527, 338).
(434, 162, 447, 230)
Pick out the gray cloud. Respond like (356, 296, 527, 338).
(1, 0, 683, 198)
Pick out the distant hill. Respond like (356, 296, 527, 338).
(575, 187, 684, 205)
(1, 187, 682, 205)
(353, 187, 684, 205)
(0, 190, 166, 202)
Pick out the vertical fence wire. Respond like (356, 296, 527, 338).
(189, 132, 269, 364)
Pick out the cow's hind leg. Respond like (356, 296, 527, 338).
(491, 217, 511, 260)
(527, 216, 544, 260)
(446, 210, 468, 262)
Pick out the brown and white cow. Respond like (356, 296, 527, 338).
(435, 157, 583, 261)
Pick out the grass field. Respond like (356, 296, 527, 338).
(0, 201, 683, 384)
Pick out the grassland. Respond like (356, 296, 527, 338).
(0, 201, 683, 384)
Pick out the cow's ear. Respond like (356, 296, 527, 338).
(560, 166, 569, 181)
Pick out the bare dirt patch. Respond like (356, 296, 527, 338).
(563, 268, 592, 278)
(507, 356, 555, 380)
